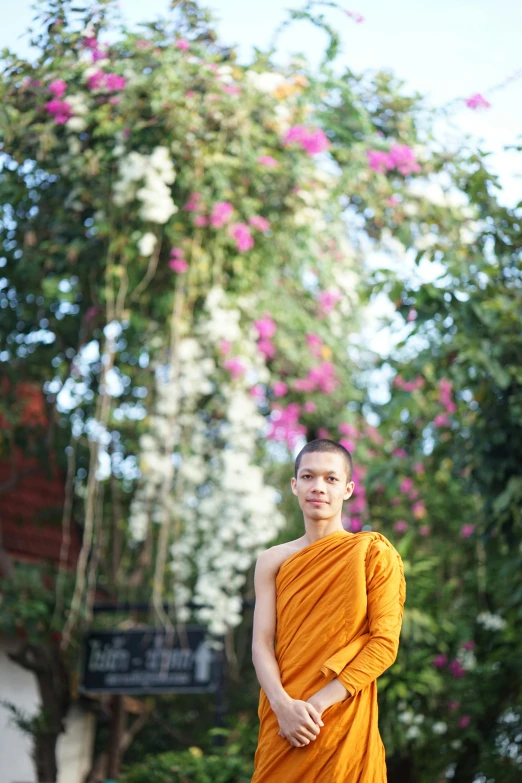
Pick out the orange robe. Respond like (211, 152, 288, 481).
(252, 530, 406, 782)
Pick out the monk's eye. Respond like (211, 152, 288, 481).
(328, 477, 337, 481)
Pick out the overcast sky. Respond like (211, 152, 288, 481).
(3, 0, 521, 205)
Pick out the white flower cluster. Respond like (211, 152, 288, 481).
(129, 287, 285, 635)
(112, 146, 178, 224)
(476, 611, 507, 631)
(456, 646, 477, 671)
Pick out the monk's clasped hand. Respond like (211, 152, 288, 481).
(276, 698, 324, 748)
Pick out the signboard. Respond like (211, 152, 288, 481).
(81, 626, 222, 695)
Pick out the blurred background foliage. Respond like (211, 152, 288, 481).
(0, 0, 521, 781)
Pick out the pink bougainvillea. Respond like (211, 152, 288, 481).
(458, 715, 471, 728)
(283, 125, 330, 156)
(223, 357, 246, 379)
(399, 477, 414, 494)
(318, 288, 342, 317)
(248, 215, 270, 232)
(175, 38, 190, 50)
(267, 403, 306, 449)
(272, 381, 288, 398)
(210, 201, 234, 228)
(45, 98, 72, 124)
(169, 258, 188, 273)
(460, 524, 475, 538)
(306, 332, 323, 357)
(432, 654, 447, 668)
(465, 93, 491, 110)
(394, 520, 408, 533)
(419, 524, 431, 536)
(48, 79, 67, 98)
(412, 501, 427, 519)
(392, 447, 407, 459)
(366, 143, 420, 176)
(229, 223, 254, 251)
(449, 660, 466, 678)
(303, 401, 317, 413)
(257, 338, 276, 359)
(254, 315, 277, 340)
(257, 155, 280, 167)
(193, 215, 208, 227)
(184, 192, 202, 212)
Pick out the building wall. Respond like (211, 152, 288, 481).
(0, 648, 39, 783)
(0, 646, 95, 783)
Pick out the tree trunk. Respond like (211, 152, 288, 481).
(9, 642, 71, 783)
(34, 732, 59, 783)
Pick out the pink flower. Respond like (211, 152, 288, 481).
(303, 401, 317, 413)
(419, 525, 431, 536)
(449, 660, 465, 678)
(465, 93, 491, 110)
(388, 144, 421, 175)
(461, 640, 475, 650)
(317, 428, 330, 439)
(219, 339, 232, 355)
(318, 288, 342, 316)
(223, 357, 245, 379)
(257, 155, 279, 167)
(306, 333, 323, 357)
(412, 501, 427, 519)
(407, 309, 417, 322)
(432, 654, 447, 669)
(83, 36, 98, 49)
(267, 402, 306, 449)
(92, 48, 108, 62)
(448, 701, 460, 712)
(193, 215, 208, 227)
(408, 488, 419, 501)
(394, 520, 408, 533)
(344, 9, 364, 23)
(87, 70, 105, 90)
(339, 437, 355, 453)
(222, 84, 241, 95)
(458, 715, 471, 728)
(48, 79, 67, 98)
(229, 222, 254, 252)
(392, 448, 407, 459)
(210, 201, 234, 228)
(184, 192, 202, 211)
(254, 315, 277, 340)
(348, 517, 363, 532)
(170, 247, 184, 259)
(413, 462, 425, 475)
(250, 384, 266, 401)
(136, 40, 152, 49)
(248, 216, 270, 232)
(434, 413, 450, 428)
(283, 125, 330, 156)
(44, 98, 72, 124)
(339, 422, 358, 439)
(400, 478, 414, 494)
(387, 195, 400, 206)
(169, 258, 188, 273)
(294, 378, 315, 392)
(175, 39, 190, 50)
(367, 149, 391, 172)
(257, 339, 276, 359)
(104, 73, 126, 91)
(272, 381, 288, 398)
(460, 524, 475, 538)
(185, 90, 196, 98)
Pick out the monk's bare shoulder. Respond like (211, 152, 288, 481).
(256, 537, 307, 576)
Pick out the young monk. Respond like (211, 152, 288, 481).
(251, 438, 406, 782)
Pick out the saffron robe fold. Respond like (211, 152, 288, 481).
(251, 530, 406, 783)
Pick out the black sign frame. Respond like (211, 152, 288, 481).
(80, 625, 223, 695)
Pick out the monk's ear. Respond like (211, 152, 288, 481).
(344, 481, 355, 500)
(290, 476, 298, 496)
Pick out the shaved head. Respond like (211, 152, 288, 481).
(294, 439, 353, 482)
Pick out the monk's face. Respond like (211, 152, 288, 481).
(291, 451, 355, 520)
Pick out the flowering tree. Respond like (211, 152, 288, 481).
(2, 0, 521, 780)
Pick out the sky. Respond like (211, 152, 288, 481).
(2, 0, 521, 204)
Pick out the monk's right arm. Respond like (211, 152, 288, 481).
(251, 551, 291, 710)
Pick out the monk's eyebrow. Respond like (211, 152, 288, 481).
(299, 469, 340, 476)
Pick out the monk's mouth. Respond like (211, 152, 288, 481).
(307, 499, 328, 504)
